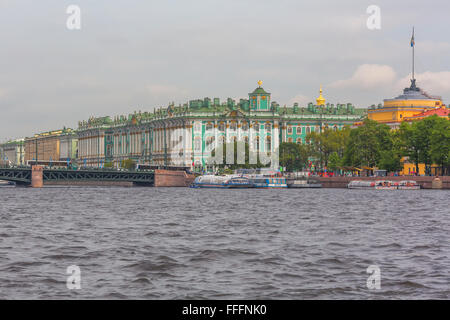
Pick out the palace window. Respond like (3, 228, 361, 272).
(253, 123, 260, 132)
(306, 127, 311, 134)
(297, 127, 302, 134)
(254, 137, 260, 151)
(265, 123, 271, 131)
(219, 135, 226, 145)
(288, 137, 293, 143)
(287, 126, 293, 134)
(194, 122, 201, 133)
(297, 138, 302, 144)
(218, 122, 225, 131)
(265, 136, 271, 153)
(241, 121, 249, 131)
(194, 138, 201, 151)
(230, 122, 237, 131)
(206, 136, 215, 151)
(205, 122, 213, 132)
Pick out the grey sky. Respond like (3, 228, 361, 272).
(1, 0, 449, 141)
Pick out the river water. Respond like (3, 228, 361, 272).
(0, 187, 448, 299)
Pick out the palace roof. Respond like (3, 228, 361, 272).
(250, 87, 270, 95)
(403, 107, 449, 121)
(385, 79, 442, 102)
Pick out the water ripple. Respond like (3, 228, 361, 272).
(0, 187, 448, 299)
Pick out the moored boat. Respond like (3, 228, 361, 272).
(287, 177, 322, 188)
(190, 175, 253, 188)
(397, 180, 420, 190)
(0, 180, 16, 187)
(249, 176, 288, 188)
(347, 180, 397, 190)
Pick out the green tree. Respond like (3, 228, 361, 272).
(378, 150, 402, 172)
(399, 115, 446, 175)
(327, 151, 342, 172)
(279, 142, 309, 172)
(429, 118, 450, 175)
(121, 159, 136, 170)
(104, 162, 113, 168)
(343, 119, 392, 168)
(306, 127, 344, 170)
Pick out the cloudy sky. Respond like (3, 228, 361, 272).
(1, 0, 450, 140)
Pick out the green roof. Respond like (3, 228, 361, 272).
(251, 87, 270, 95)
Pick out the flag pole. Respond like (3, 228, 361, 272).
(412, 27, 415, 80)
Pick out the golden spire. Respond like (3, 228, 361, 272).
(316, 84, 326, 106)
(257, 80, 263, 87)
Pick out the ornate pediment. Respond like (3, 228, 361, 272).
(222, 107, 247, 118)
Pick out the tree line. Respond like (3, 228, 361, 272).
(279, 115, 450, 175)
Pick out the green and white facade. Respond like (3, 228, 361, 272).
(77, 84, 366, 169)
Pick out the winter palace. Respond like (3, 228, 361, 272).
(76, 82, 367, 169)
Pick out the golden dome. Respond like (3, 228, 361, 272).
(316, 85, 326, 106)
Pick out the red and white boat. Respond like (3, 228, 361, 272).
(348, 180, 397, 190)
(397, 180, 420, 190)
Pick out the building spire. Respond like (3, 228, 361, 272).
(316, 84, 326, 106)
(410, 27, 417, 90)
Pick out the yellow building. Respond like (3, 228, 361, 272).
(368, 79, 444, 129)
(24, 128, 77, 164)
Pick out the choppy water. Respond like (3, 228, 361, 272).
(0, 187, 449, 299)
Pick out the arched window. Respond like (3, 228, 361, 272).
(241, 121, 249, 131)
(205, 122, 213, 132)
(288, 137, 293, 143)
(297, 138, 302, 144)
(287, 126, 293, 134)
(306, 127, 311, 134)
(297, 126, 302, 134)
(265, 123, 271, 131)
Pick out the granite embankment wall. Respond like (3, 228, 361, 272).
(318, 176, 450, 189)
(154, 169, 196, 187)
